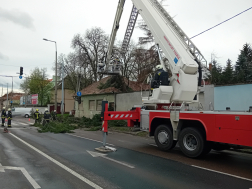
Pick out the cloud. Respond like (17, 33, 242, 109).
(0, 7, 35, 30)
(0, 52, 8, 60)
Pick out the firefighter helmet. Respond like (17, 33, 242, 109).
(156, 65, 163, 70)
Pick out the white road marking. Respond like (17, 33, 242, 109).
(0, 163, 5, 172)
(11, 122, 29, 126)
(87, 151, 135, 169)
(19, 123, 28, 126)
(104, 146, 117, 152)
(10, 133, 103, 189)
(67, 133, 115, 146)
(0, 165, 40, 189)
(7, 128, 27, 129)
(191, 165, 252, 182)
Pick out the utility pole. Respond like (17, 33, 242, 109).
(11, 76, 13, 107)
(61, 61, 64, 115)
(1, 85, 2, 109)
(7, 83, 8, 108)
(43, 38, 58, 112)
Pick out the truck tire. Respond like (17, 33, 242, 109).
(179, 127, 206, 158)
(154, 124, 177, 151)
(25, 114, 29, 118)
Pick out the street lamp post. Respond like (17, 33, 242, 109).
(43, 38, 58, 112)
(61, 61, 64, 115)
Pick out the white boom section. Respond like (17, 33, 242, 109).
(97, 0, 125, 75)
(106, 0, 125, 64)
(132, 0, 198, 102)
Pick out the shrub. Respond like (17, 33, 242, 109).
(37, 121, 76, 133)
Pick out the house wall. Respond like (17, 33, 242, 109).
(75, 94, 115, 118)
(188, 85, 214, 111)
(115, 91, 149, 111)
(74, 85, 216, 118)
(214, 84, 252, 111)
(51, 89, 75, 113)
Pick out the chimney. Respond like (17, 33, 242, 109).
(209, 63, 212, 71)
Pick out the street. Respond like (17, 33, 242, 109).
(0, 117, 251, 189)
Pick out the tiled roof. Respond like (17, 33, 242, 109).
(79, 76, 150, 95)
(0, 93, 25, 100)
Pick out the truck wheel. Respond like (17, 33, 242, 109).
(154, 124, 176, 151)
(179, 127, 206, 158)
(25, 114, 29, 118)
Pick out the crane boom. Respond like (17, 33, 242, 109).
(97, 0, 125, 75)
(132, 0, 201, 102)
(106, 0, 125, 65)
(99, 0, 208, 103)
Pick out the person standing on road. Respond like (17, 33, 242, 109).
(44, 108, 51, 124)
(52, 110, 57, 121)
(7, 108, 12, 128)
(1, 107, 6, 127)
(34, 109, 40, 123)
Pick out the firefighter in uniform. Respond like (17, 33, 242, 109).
(7, 108, 12, 128)
(34, 109, 40, 123)
(52, 110, 57, 121)
(1, 107, 6, 127)
(154, 65, 165, 84)
(44, 108, 51, 124)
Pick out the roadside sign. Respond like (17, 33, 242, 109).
(23, 102, 25, 105)
(19, 75, 22, 79)
(77, 91, 82, 96)
(10, 101, 13, 103)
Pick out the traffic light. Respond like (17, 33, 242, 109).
(77, 97, 81, 104)
(20, 67, 23, 75)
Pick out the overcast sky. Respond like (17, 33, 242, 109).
(0, 0, 251, 95)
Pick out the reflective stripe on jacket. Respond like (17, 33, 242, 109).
(7, 111, 12, 120)
(34, 112, 40, 119)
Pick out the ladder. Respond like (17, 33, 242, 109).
(149, 0, 207, 67)
(121, 5, 139, 56)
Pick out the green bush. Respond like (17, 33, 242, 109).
(108, 120, 127, 127)
(37, 121, 76, 133)
(78, 114, 102, 128)
(35, 113, 129, 133)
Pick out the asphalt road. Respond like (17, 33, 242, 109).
(0, 117, 251, 189)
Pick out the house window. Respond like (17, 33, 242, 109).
(109, 102, 114, 111)
(96, 100, 103, 111)
(89, 100, 95, 110)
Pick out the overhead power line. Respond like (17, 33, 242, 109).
(0, 63, 52, 68)
(190, 6, 252, 39)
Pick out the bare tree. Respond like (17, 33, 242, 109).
(71, 27, 109, 82)
(57, 53, 92, 93)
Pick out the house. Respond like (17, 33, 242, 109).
(75, 76, 150, 118)
(49, 76, 76, 113)
(0, 92, 25, 109)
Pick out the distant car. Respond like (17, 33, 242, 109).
(11, 107, 32, 118)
